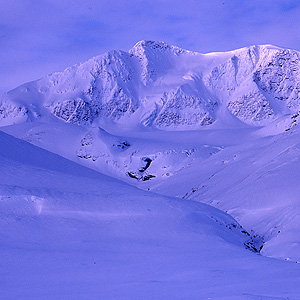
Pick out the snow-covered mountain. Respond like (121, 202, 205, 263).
(2, 41, 300, 298)
(2, 40, 300, 129)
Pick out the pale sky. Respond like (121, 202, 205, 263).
(1, 0, 300, 93)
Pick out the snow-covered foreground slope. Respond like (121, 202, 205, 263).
(1, 130, 300, 300)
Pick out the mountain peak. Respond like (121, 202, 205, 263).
(130, 40, 190, 57)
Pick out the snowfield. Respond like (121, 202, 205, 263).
(1, 130, 300, 300)
(1, 41, 300, 299)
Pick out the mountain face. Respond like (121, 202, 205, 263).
(2, 40, 300, 128)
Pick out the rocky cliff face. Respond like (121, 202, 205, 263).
(1, 41, 300, 128)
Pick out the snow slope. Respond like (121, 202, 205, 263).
(3, 130, 300, 299)
(151, 124, 300, 261)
